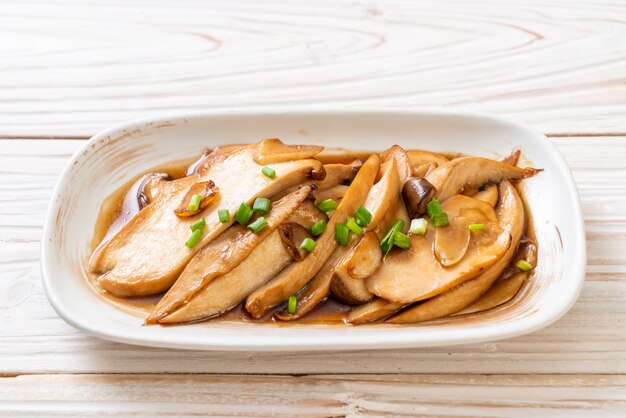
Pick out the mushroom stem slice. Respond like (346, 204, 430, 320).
(433, 216, 471, 267)
(345, 232, 383, 280)
(456, 271, 528, 316)
(91, 140, 325, 297)
(245, 154, 381, 318)
(346, 298, 404, 325)
(174, 181, 219, 217)
(499, 148, 521, 166)
(388, 181, 524, 324)
(406, 150, 449, 169)
(147, 185, 313, 324)
(253, 138, 324, 164)
(426, 157, 539, 201)
(158, 231, 292, 324)
(471, 184, 499, 207)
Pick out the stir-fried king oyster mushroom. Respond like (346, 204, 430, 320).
(245, 154, 380, 318)
(90, 139, 542, 327)
(388, 181, 525, 324)
(147, 186, 313, 323)
(90, 140, 324, 297)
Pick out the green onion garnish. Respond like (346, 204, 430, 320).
(190, 218, 206, 232)
(234, 203, 254, 225)
(335, 222, 349, 245)
(380, 220, 404, 253)
(346, 217, 363, 236)
(299, 237, 316, 252)
(310, 220, 327, 237)
(247, 217, 268, 233)
(253, 197, 272, 215)
(516, 259, 533, 271)
(393, 232, 411, 249)
(431, 213, 449, 227)
(426, 198, 443, 218)
(288, 295, 297, 314)
(468, 223, 485, 231)
(218, 209, 230, 223)
(409, 218, 428, 235)
(185, 228, 203, 249)
(354, 205, 372, 227)
(187, 194, 202, 211)
(261, 166, 276, 179)
(316, 198, 338, 213)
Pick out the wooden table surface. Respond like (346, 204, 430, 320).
(1, 0, 625, 416)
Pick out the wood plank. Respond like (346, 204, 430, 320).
(1, 0, 625, 136)
(0, 138, 624, 375)
(0, 374, 624, 417)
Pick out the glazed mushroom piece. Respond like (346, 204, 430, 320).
(88, 138, 541, 326)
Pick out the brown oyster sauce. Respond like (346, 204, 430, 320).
(88, 148, 536, 326)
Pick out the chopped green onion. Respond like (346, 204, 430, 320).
(247, 217, 268, 233)
(380, 220, 404, 253)
(393, 232, 411, 249)
(299, 237, 316, 252)
(218, 209, 230, 223)
(354, 205, 372, 227)
(468, 223, 485, 231)
(253, 197, 272, 215)
(346, 217, 363, 236)
(288, 295, 297, 314)
(335, 222, 349, 245)
(426, 198, 443, 218)
(261, 166, 276, 179)
(432, 213, 449, 227)
(234, 203, 254, 225)
(516, 259, 533, 271)
(185, 228, 203, 249)
(187, 194, 202, 211)
(409, 218, 428, 235)
(190, 218, 206, 232)
(310, 220, 327, 237)
(316, 198, 338, 213)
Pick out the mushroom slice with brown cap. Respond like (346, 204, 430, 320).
(388, 181, 524, 324)
(173, 181, 219, 217)
(380, 146, 411, 186)
(147, 185, 313, 324)
(426, 157, 538, 201)
(90, 140, 324, 297)
(245, 154, 380, 318)
(253, 138, 324, 164)
(366, 220, 511, 305)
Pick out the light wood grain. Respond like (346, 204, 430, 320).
(1, 137, 624, 376)
(1, 374, 625, 417)
(0, 0, 625, 136)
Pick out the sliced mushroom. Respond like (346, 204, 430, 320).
(285, 199, 327, 229)
(273, 161, 361, 200)
(90, 140, 325, 298)
(412, 162, 437, 178)
(274, 242, 352, 321)
(388, 181, 524, 324)
(498, 148, 521, 166)
(426, 157, 538, 201)
(158, 231, 292, 324)
(366, 222, 511, 304)
(346, 298, 403, 325)
(312, 185, 349, 205)
(472, 184, 498, 207)
(278, 222, 313, 261)
(173, 181, 219, 217)
(456, 271, 528, 315)
(433, 195, 498, 267)
(402, 177, 436, 218)
(406, 150, 449, 169)
(253, 138, 324, 164)
(343, 232, 382, 280)
(146, 186, 313, 324)
(245, 154, 380, 318)
(331, 267, 374, 304)
(380, 146, 412, 187)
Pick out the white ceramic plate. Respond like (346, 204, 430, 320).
(42, 109, 585, 351)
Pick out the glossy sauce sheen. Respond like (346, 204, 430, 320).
(89, 148, 534, 326)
